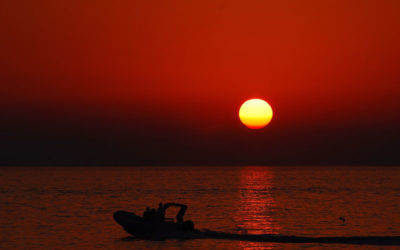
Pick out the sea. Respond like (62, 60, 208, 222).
(0, 166, 399, 249)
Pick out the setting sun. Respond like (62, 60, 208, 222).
(239, 99, 273, 129)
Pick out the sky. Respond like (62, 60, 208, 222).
(1, 0, 400, 166)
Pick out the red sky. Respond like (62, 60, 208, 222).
(1, 0, 400, 165)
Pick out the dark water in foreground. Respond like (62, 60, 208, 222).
(0, 166, 399, 249)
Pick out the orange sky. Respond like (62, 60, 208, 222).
(1, 0, 400, 165)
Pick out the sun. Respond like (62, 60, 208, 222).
(239, 99, 273, 129)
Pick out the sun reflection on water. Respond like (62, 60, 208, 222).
(236, 167, 279, 234)
(235, 167, 280, 249)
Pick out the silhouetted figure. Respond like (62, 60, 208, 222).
(143, 207, 151, 220)
(156, 202, 165, 221)
(149, 208, 156, 219)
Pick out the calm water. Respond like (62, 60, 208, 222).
(0, 166, 399, 249)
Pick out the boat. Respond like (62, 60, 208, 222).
(113, 210, 199, 239)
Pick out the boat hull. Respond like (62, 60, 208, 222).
(113, 210, 186, 238)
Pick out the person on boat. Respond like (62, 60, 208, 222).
(156, 202, 165, 221)
(142, 207, 151, 220)
(149, 208, 156, 219)
(142, 204, 165, 222)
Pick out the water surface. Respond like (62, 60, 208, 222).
(0, 166, 399, 249)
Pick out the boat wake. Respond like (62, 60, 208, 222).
(121, 230, 400, 245)
(196, 230, 400, 245)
